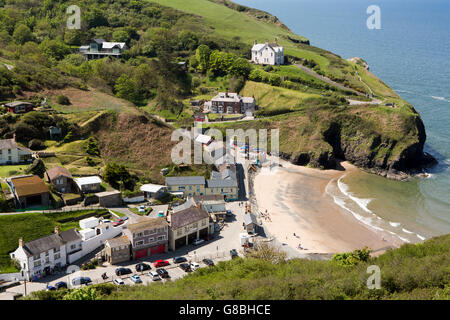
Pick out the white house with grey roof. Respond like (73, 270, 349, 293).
(79, 38, 127, 60)
(0, 136, 33, 165)
(251, 39, 284, 65)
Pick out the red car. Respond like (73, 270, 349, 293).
(113, 220, 124, 227)
(153, 260, 169, 268)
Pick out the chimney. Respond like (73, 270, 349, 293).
(254, 39, 257, 45)
(265, 40, 269, 45)
(54, 226, 60, 234)
(19, 237, 24, 247)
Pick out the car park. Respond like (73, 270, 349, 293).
(72, 277, 92, 286)
(193, 238, 205, 246)
(156, 268, 169, 278)
(55, 281, 67, 290)
(179, 263, 192, 272)
(230, 249, 238, 259)
(135, 262, 151, 272)
(149, 271, 161, 281)
(173, 256, 187, 264)
(190, 262, 200, 270)
(113, 278, 125, 285)
(202, 258, 215, 267)
(115, 267, 132, 276)
(130, 274, 143, 283)
(153, 259, 170, 268)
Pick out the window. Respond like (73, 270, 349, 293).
(34, 260, 41, 267)
(54, 247, 60, 253)
(54, 253, 60, 260)
(135, 240, 144, 246)
(193, 223, 198, 228)
(8, 149, 11, 154)
(157, 235, 165, 241)
(137, 232, 143, 237)
(33, 255, 40, 261)
(202, 220, 206, 226)
(177, 230, 182, 236)
(149, 237, 154, 242)
(70, 244, 76, 250)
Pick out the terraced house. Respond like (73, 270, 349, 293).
(123, 218, 169, 259)
(206, 164, 239, 201)
(166, 176, 206, 197)
(168, 205, 210, 251)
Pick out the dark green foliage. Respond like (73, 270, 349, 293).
(26, 159, 46, 178)
(331, 247, 371, 266)
(55, 94, 71, 105)
(28, 138, 45, 150)
(85, 137, 100, 156)
(103, 162, 135, 191)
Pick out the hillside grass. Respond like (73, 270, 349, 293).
(0, 165, 29, 178)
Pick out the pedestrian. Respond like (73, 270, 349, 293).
(293, 232, 296, 237)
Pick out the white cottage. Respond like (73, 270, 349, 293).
(251, 39, 284, 66)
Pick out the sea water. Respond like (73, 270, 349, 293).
(235, 0, 450, 241)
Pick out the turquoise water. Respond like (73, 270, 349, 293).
(236, 0, 450, 240)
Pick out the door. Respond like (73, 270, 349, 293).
(150, 244, 165, 254)
(135, 249, 148, 259)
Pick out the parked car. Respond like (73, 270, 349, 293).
(115, 267, 132, 276)
(46, 285, 56, 291)
(149, 271, 161, 281)
(113, 278, 125, 285)
(138, 206, 146, 213)
(72, 277, 92, 286)
(130, 274, 142, 284)
(113, 220, 125, 227)
(156, 268, 170, 278)
(101, 219, 113, 223)
(179, 263, 192, 272)
(190, 262, 200, 270)
(230, 249, 238, 259)
(120, 216, 129, 221)
(193, 238, 205, 246)
(202, 258, 215, 267)
(173, 256, 187, 264)
(226, 210, 232, 217)
(55, 281, 67, 290)
(153, 259, 169, 268)
(135, 263, 151, 272)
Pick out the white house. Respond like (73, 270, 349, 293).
(74, 176, 102, 193)
(251, 39, 284, 66)
(0, 136, 33, 165)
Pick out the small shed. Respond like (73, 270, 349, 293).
(79, 217, 99, 229)
(243, 213, 258, 234)
(96, 190, 122, 207)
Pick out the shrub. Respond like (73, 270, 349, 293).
(55, 94, 71, 105)
(28, 139, 46, 150)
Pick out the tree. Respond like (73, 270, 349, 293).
(229, 57, 251, 78)
(103, 163, 135, 190)
(39, 39, 71, 61)
(195, 44, 211, 73)
(12, 24, 34, 45)
(114, 74, 140, 104)
(112, 30, 130, 43)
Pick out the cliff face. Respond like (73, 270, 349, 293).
(276, 105, 436, 180)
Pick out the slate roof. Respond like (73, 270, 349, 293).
(172, 197, 196, 213)
(206, 179, 237, 188)
(244, 213, 258, 226)
(170, 206, 209, 229)
(126, 217, 168, 234)
(192, 194, 225, 204)
(46, 166, 73, 181)
(106, 236, 130, 248)
(166, 176, 205, 186)
(58, 229, 81, 243)
(23, 234, 65, 256)
(0, 138, 17, 150)
(5, 101, 33, 107)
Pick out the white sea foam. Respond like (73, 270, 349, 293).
(337, 176, 373, 213)
(389, 222, 401, 227)
(397, 235, 411, 243)
(417, 234, 426, 240)
(431, 96, 450, 102)
(402, 228, 414, 234)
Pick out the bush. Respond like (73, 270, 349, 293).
(55, 95, 71, 105)
(28, 139, 46, 150)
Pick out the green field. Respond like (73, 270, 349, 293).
(0, 165, 29, 178)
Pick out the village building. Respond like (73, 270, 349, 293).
(58, 228, 83, 263)
(103, 236, 131, 264)
(204, 92, 255, 114)
(168, 205, 210, 251)
(243, 213, 258, 234)
(251, 39, 284, 65)
(49, 126, 62, 140)
(96, 190, 123, 207)
(45, 166, 75, 193)
(79, 39, 127, 60)
(206, 164, 239, 201)
(123, 218, 169, 259)
(8, 175, 50, 208)
(74, 176, 102, 193)
(0, 136, 33, 165)
(10, 227, 67, 281)
(166, 176, 206, 197)
(192, 194, 227, 220)
(4, 101, 34, 114)
(140, 183, 167, 199)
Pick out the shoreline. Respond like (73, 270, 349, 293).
(250, 159, 404, 255)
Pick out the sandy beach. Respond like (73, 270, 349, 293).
(253, 159, 403, 254)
